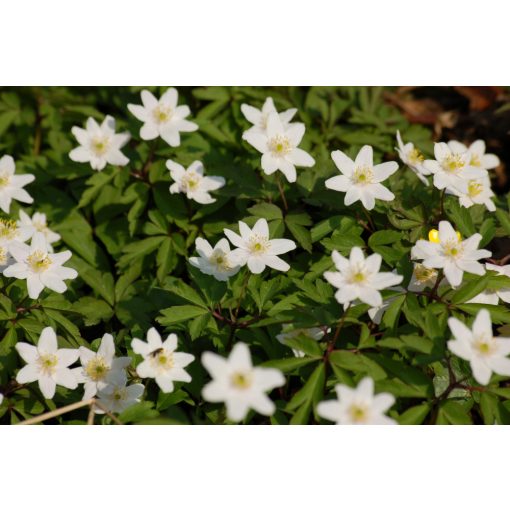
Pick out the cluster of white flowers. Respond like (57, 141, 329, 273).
(0, 155, 77, 299)
(13, 325, 285, 422)
(190, 218, 297, 280)
(397, 132, 499, 212)
(241, 97, 315, 183)
(412, 221, 491, 288)
(3, 91, 508, 425)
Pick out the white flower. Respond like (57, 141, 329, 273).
(0, 155, 35, 214)
(317, 376, 396, 425)
(324, 247, 403, 308)
(131, 328, 195, 393)
(0, 393, 3, 405)
(467, 263, 510, 305)
(0, 217, 31, 252)
(3, 232, 78, 299)
(276, 326, 327, 357)
(448, 175, 496, 212)
(241, 97, 297, 136)
(128, 88, 198, 146)
(95, 371, 144, 414)
(73, 333, 131, 400)
(15, 326, 79, 399)
(17, 210, 61, 251)
(325, 145, 398, 210)
(0, 246, 12, 271)
(242, 112, 314, 183)
(189, 237, 240, 281)
(407, 263, 440, 292)
(447, 309, 510, 385)
(167, 160, 225, 204)
(412, 221, 491, 288)
(422, 142, 486, 191)
(201, 342, 285, 422)
(224, 218, 296, 274)
(395, 130, 430, 185)
(69, 116, 130, 171)
(448, 139, 500, 170)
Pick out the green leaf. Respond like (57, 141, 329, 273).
(118, 402, 158, 424)
(282, 334, 324, 357)
(329, 351, 386, 380)
(261, 357, 320, 373)
(495, 209, 510, 236)
(78, 168, 118, 208)
(368, 230, 402, 247)
(436, 400, 472, 425)
(446, 199, 475, 236)
(69, 256, 115, 306)
(247, 202, 282, 220)
(157, 305, 209, 326)
(398, 403, 431, 425)
(287, 363, 326, 424)
(450, 273, 492, 304)
(457, 304, 510, 324)
(285, 219, 312, 253)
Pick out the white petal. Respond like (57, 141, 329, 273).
(38, 327, 58, 354)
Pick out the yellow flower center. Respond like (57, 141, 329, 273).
(0, 174, 9, 187)
(112, 388, 127, 401)
(443, 241, 463, 259)
(150, 350, 174, 371)
(0, 219, 18, 240)
(91, 137, 110, 156)
(467, 180, 483, 198)
(248, 234, 270, 255)
(349, 404, 368, 423)
(428, 229, 462, 243)
(153, 105, 173, 124)
(85, 356, 110, 382)
(211, 250, 231, 271)
(27, 250, 51, 273)
(442, 154, 465, 173)
(470, 154, 481, 167)
(38, 353, 58, 376)
(182, 172, 200, 191)
(474, 335, 495, 356)
(268, 135, 292, 156)
(408, 148, 424, 165)
(352, 272, 366, 283)
(230, 371, 252, 389)
(352, 166, 374, 185)
(413, 264, 437, 283)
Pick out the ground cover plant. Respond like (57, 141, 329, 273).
(1, 86, 510, 424)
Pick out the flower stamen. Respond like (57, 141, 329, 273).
(27, 251, 52, 273)
(352, 166, 374, 185)
(153, 105, 173, 124)
(37, 353, 58, 376)
(230, 371, 252, 389)
(0, 219, 18, 240)
(85, 356, 110, 382)
(91, 137, 110, 156)
(268, 135, 292, 157)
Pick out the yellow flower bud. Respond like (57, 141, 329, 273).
(428, 228, 461, 243)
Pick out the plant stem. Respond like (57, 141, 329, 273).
(439, 189, 446, 218)
(326, 304, 351, 355)
(275, 174, 288, 212)
(19, 399, 95, 425)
